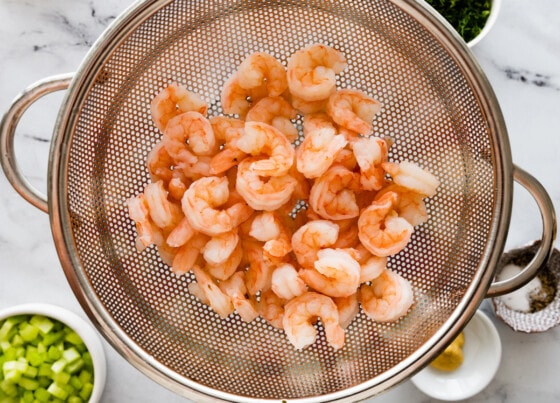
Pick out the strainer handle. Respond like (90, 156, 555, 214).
(486, 165, 557, 297)
(0, 73, 73, 213)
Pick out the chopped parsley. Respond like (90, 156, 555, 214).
(425, 0, 492, 42)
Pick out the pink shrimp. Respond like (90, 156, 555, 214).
(326, 89, 381, 135)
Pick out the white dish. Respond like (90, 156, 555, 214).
(468, 0, 502, 47)
(411, 310, 501, 401)
(0, 303, 107, 403)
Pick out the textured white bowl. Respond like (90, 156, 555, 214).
(411, 310, 502, 401)
(467, 0, 502, 47)
(0, 303, 106, 403)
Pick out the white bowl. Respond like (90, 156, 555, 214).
(411, 310, 501, 401)
(0, 303, 107, 403)
(467, 0, 502, 47)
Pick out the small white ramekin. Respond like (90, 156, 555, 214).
(467, 0, 502, 47)
(0, 303, 107, 403)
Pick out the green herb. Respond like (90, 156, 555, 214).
(425, 0, 492, 42)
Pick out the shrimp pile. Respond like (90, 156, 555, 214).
(127, 44, 440, 351)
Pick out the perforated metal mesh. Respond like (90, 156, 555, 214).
(62, 0, 498, 400)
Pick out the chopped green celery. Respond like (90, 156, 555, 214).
(68, 396, 84, 403)
(29, 317, 54, 336)
(0, 379, 18, 396)
(47, 345, 62, 361)
(41, 331, 64, 347)
(3, 360, 27, 375)
(21, 389, 34, 403)
(77, 369, 92, 384)
(25, 347, 43, 367)
(37, 364, 51, 378)
(69, 375, 83, 390)
(9, 335, 23, 348)
(37, 376, 51, 388)
(66, 358, 84, 375)
(2, 370, 21, 385)
(62, 348, 80, 364)
(82, 352, 93, 368)
(33, 387, 50, 402)
(0, 341, 10, 353)
(17, 376, 39, 391)
(50, 359, 66, 374)
(18, 323, 39, 343)
(64, 332, 83, 346)
(52, 371, 70, 385)
(0, 316, 26, 340)
(23, 365, 38, 379)
(47, 382, 68, 400)
(79, 382, 93, 401)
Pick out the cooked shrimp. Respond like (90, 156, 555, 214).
(333, 294, 359, 329)
(243, 240, 275, 295)
(351, 136, 388, 191)
(237, 52, 288, 97)
(166, 216, 196, 248)
(201, 230, 239, 266)
(258, 289, 286, 329)
(192, 265, 234, 318)
(235, 157, 297, 211)
(236, 122, 295, 177)
(167, 171, 191, 202)
(245, 97, 298, 142)
(143, 180, 182, 229)
(308, 164, 361, 220)
(360, 255, 387, 283)
(290, 92, 331, 114)
(357, 191, 414, 257)
(283, 291, 345, 351)
(218, 271, 259, 322)
(206, 242, 244, 281)
(296, 126, 347, 179)
(271, 263, 307, 300)
(375, 184, 428, 227)
(382, 161, 440, 197)
(359, 269, 414, 322)
(163, 111, 216, 163)
(299, 248, 361, 298)
(326, 89, 381, 135)
(221, 74, 268, 116)
(291, 220, 339, 269)
(171, 233, 209, 275)
(287, 43, 347, 102)
(127, 194, 155, 249)
(331, 218, 359, 249)
(249, 211, 292, 259)
(182, 176, 253, 236)
(333, 147, 358, 171)
(146, 141, 174, 183)
(209, 126, 247, 175)
(150, 82, 208, 133)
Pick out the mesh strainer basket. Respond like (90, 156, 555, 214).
(1, 0, 556, 401)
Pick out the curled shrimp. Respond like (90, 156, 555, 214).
(375, 184, 428, 227)
(287, 43, 347, 102)
(146, 141, 174, 183)
(163, 111, 216, 163)
(249, 211, 292, 259)
(246, 96, 298, 142)
(360, 255, 387, 283)
(236, 121, 295, 177)
(172, 232, 209, 275)
(291, 220, 339, 269)
(237, 52, 288, 97)
(358, 191, 414, 257)
(166, 216, 196, 248)
(309, 164, 361, 220)
(143, 180, 183, 230)
(150, 82, 208, 133)
(290, 93, 331, 114)
(326, 89, 381, 135)
(282, 291, 345, 351)
(271, 263, 307, 300)
(296, 126, 347, 179)
(221, 74, 268, 117)
(359, 269, 414, 322)
(334, 294, 359, 329)
(182, 176, 253, 236)
(243, 239, 275, 295)
(235, 157, 297, 211)
(350, 136, 388, 191)
(206, 242, 244, 281)
(127, 194, 155, 249)
(299, 248, 361, 298)
(331, 218, 359, 249)
(201, 230, 239, 266)
(382, 161, 440, 197)
(218, 271, 259, 323)
(258, 289, 286, 329)
(209, 117, 247, 175)
(191, 265, 234, 319)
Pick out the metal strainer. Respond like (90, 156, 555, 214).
(1, 0, 556, 401)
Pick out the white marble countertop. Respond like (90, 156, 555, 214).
(1, 1, 559, 402)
